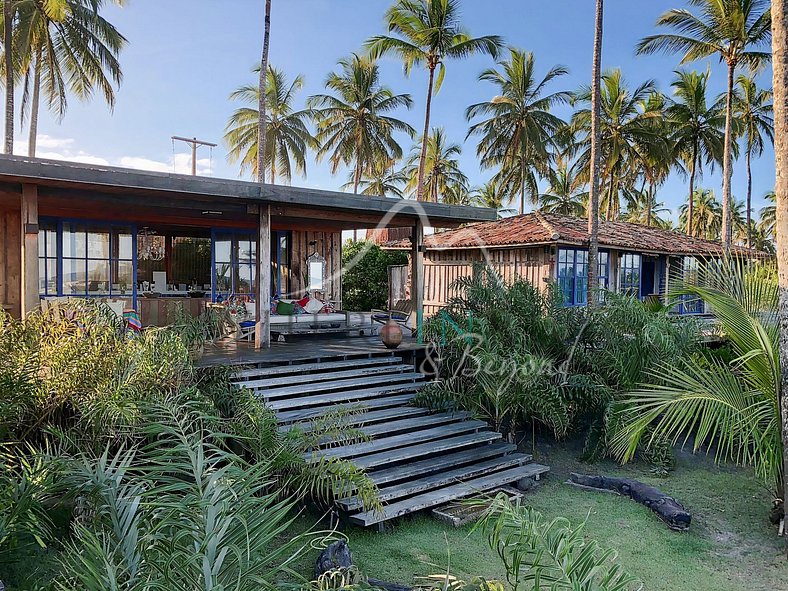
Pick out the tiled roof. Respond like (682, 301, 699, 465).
(388, 212, 763, 257)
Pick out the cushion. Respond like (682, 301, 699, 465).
(297, 295, 311, 309)
(276, 301, 295, 315)
(303, 297, 325, 314)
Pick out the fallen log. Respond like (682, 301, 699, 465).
(568, 472, 691, 531)
(315, 540, 413, 591)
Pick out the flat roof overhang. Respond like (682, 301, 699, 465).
(0, 155, 496, 231)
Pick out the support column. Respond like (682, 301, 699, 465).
(21, 184, 38, 316)
(255, 204, 271, 348)
(411, 220, 424, 343)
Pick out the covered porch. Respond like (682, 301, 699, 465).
(0, 155, 495, 347)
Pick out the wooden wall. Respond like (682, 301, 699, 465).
(416, 246, 553, 317)
(0, 207, 21, 318)
(288, 230, 342, 306)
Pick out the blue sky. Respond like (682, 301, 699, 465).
(20, 0, 775, 223)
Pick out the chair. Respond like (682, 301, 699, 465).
(371, 299, 414, 336)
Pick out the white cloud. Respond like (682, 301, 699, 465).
(14, 134, 215, 177)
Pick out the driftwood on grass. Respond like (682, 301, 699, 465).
(568, 472, 691, 531)
(315, 540, 413, 591)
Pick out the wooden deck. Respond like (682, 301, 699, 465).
(225, 340, 549, 528)
(198, 335, 428, 367)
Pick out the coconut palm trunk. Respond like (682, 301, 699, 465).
(4, 0, 14, 154)
(746, 146, 753, 247)
(27, 53, 42, 157)
(255, 0, 271, 350)
(416, 61, 437, 202)
(721, 62, 735, 247)
(687, 143, 697, 236)
(772, 0, 788, 554)
(519, 155, 526, 215)
(587, 0, 603, 307)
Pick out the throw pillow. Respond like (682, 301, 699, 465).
(303, 297, 325, 314)
(297, 295, 310, 308)
(276, 300, 294, 315)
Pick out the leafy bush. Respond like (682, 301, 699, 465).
(54, 397, 334, 591)
(419, 265, 699, 459)
(341, 241, 408, 311)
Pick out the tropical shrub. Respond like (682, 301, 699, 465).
(424, 495, 640, 591)
(341, 240, 408, 311)
(613, 258, 783, 498)
(54, 397, 334, 591)
(419, 266, 699, 454)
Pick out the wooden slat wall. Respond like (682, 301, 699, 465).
(419, 247, 553, 317)
(289, 230, 342, 306)
(0, 208, 22, 317)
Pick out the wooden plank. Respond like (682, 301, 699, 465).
(317, 411, 471, 445)
(349, 464, 550, 526)
(346, 431, 502, 470)
(243, 364, 412, 390)
(368, 442, 518, 486)
(339, 453, 531, 511)
(279, 405, 428, 432)
(265, 382, 425, 411)
(275, 393, 419, 423)
(233, 356, 402, 379)
(20, 184, 38, 316)
(412, 220, 424, 342)
(256, 372, 424, 400)
(309, 420, 488, 461)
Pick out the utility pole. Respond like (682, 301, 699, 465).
(171, 136, 217, 176)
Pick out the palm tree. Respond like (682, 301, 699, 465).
(539, 160, 588, 217)
(666, 69, 725, 236)
(366, 0, 502, 202)
(571, 69, 664, 222)
(731, 74, 774, 247)
(678, 187, 722, 239)
(466, 48, 570, 215)
(224, 66, 316, 183)
(637, 0, 772, 247)
(13, 0, 126, 157)
(341, 158, 407, 198)
(257, 0, 271, 185)
(441, 180, 472, 205)
(1, 0, 68, 153)
(613, 257, 782, 505)
(621, 188, 671, 228)
(731, 197, 749, 243)
(308, 54, 415, 196)
(402, 127, 467, 202)
(587, 0, 604, 306)
(769, 0, 788, 552)
(759, 190, 776, 239)
(471, 179, 515, 217)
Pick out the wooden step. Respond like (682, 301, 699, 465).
(267, 383, 427, 411)
(351, 431, 503, 470)
(242, 364, 414, 390)
(275, 394, 419, 424)
(317, 411, 471, 445)
(279, 405, 431, 433)
(233, 356, 402, 380)
(339, 453, 532, 511)
(368, 442, 518, 486)
(258, 372, 425, 400)
(309, 420, 488, 461)
(349, 463, 551, 526)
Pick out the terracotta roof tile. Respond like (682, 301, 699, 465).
(388, 212, 763, 257)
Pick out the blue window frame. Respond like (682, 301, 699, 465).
(679, 256, 704, 314)
(273, 231, 290, 298)
(619, 253, 641, 296)
(40, 219, 136, 300)
(557, 248, 609, 306)
(212, 231, 256, 302)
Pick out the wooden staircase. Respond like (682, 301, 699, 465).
(232, 350, 549, 527)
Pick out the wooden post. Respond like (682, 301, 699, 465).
(411, 220, 424, 343)
(255, 204, 271, 348)
(20, 184, 38, 316)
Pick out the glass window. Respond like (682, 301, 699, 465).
(619, 253, 642, 296)
(38, 226, 58, 295)
(213, 234, 256, 300)
(58, 223, 133, 297)
(556, 248, 609, 306)
(680, 256, 703, 314)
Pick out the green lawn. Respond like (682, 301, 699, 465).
(340, 442, 787, 591)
